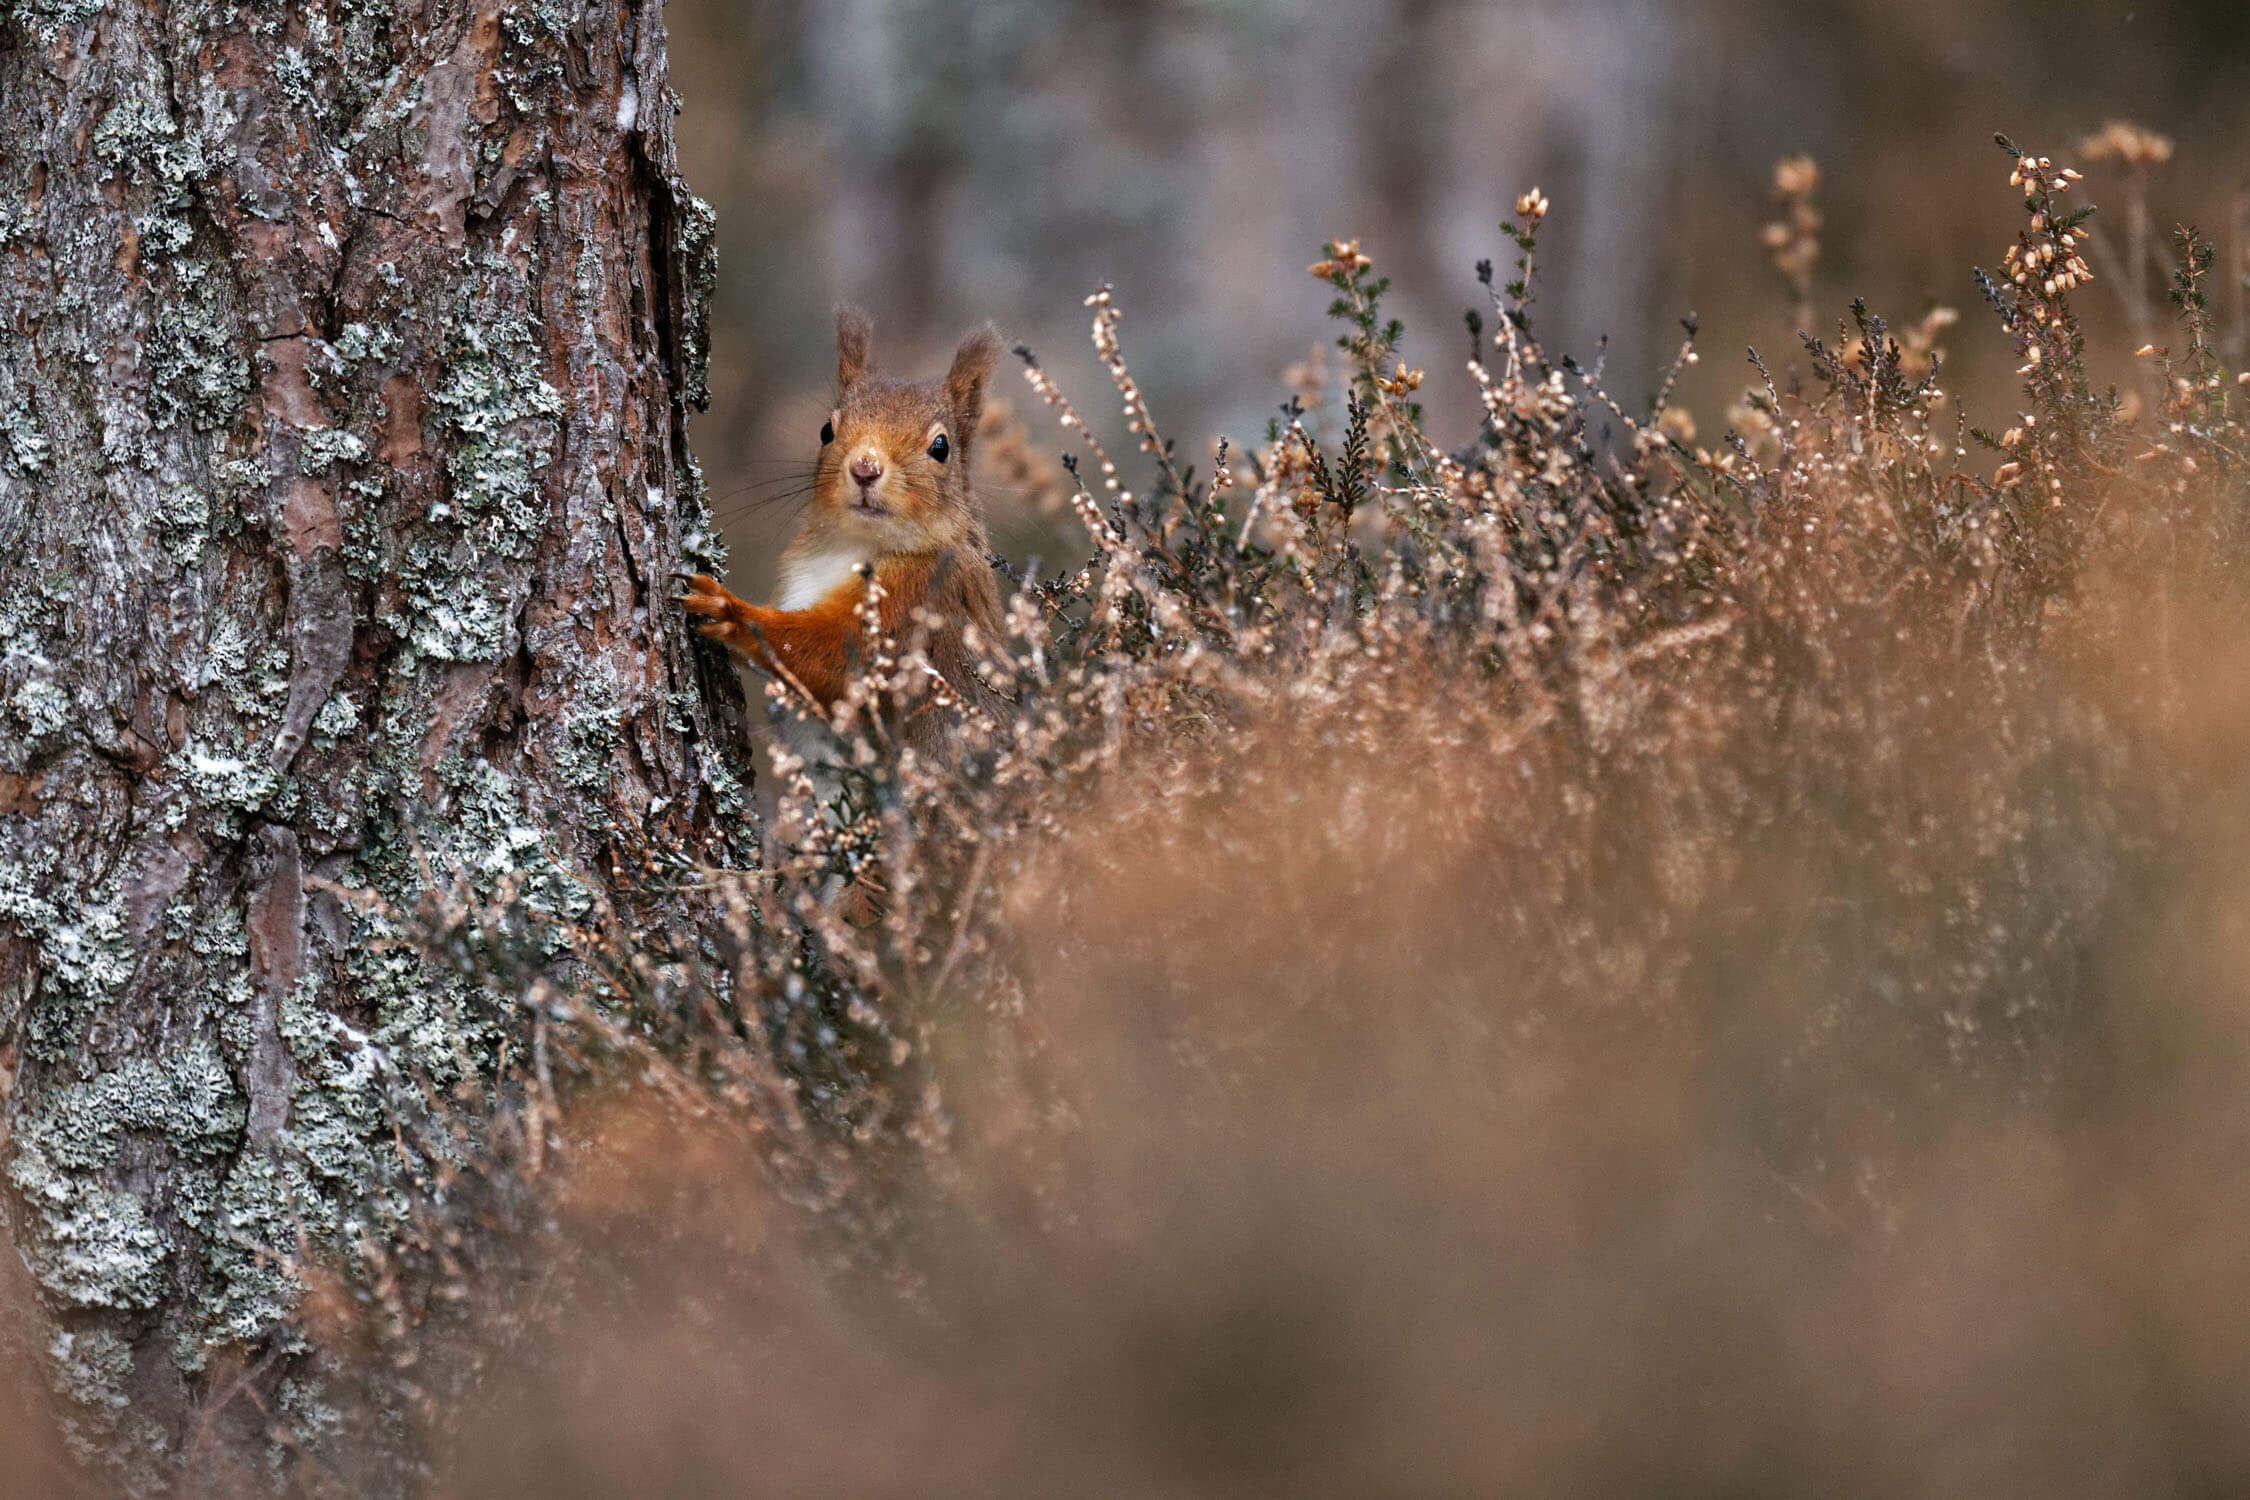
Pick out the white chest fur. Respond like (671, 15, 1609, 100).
(776, 547, 871, 610)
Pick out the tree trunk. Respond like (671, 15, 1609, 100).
(0, 0, 748, 1484)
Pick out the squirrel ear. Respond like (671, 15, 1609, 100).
(945, 322, 1001, 436)
(836, 305, 873, 387)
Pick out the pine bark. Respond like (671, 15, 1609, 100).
(0, 0, 748, 1483)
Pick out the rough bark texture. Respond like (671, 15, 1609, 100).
(0, 0, 749, 1484)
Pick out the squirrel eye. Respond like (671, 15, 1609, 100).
(820, 419, 835, 446)
(928, 432, 949, 463)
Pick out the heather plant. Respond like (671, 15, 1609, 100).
(31, 129, 2250, 1493)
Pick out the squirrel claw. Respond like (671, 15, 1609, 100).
(680, 575, 743, 623)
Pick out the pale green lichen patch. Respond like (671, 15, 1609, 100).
(90, 80, 211, 261)
(429, 756, 588, 919)
(283, 1042, 386, 1189)
(298, 428, 368, 475)
(0, 381, 49, 475)
(175, 743, 294, 841)
(311, 690, 360, 743)
(155, 483, 211, 565)
(193, 1152, 337, 1352)
(275, 1375, 346, 1456)
(188, 617, 265, 720)
(0, 853, 134, 1028)
(45, 1326, 132, 1434)
(42, 1324, 166, 1485)
(183, 747, 283, 812)
(214, 970, 256, 1061)
(700, 739, 749, 820)
(148, 264, 249, 432)
(553, 674, 628, 795)
(0, 580, 56, 694)
(6, 1043, 246, 1310)
(33, 895, 133, 1008)
(332, 320, 401, 367)
(293, 761, 370, 850)
(675, 446, 726, 573)
(680, 512, 728, 575)
(388, 538, 513, 662)
(385, 268, 564, 661)
(212, 453, 274, 509)
(0, 194, 35, 250)
(6, 0, 105, 48)
(428, 282, 563, 546)
(269, 46, 317, 112)
(343, 935, 495, 1089)
(495, 8, 570, 110)
(90, 93, 207, 189)
(249, 1005, 402, 1339)
(11, 677, 69, 738)
(255, 641, 294, 709)
(673, 189, 719, 411)
(336, 754, 592, 1092)
(13, 1186, 167, 1310)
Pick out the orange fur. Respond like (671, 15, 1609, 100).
(684, 308, 1007, 728)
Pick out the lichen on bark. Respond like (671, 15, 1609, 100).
(0, 0, 751, 1484)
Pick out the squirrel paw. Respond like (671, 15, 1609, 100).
(683, 574, 778, 661)
(680, 573, 748, 621)
(682, 574, 753, 654)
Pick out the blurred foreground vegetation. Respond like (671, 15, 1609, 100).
(18, 63, 2250, 1489)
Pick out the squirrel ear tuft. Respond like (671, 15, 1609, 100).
(836, 305, 874, 387)
(945, 322, 1002, 435)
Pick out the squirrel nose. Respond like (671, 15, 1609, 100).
(849, 454, 883, 486)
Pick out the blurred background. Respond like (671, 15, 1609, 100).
(668, 0, 2250, 592)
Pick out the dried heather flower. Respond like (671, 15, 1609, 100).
(2079, 120, 2176, 168)
(1764, 154, 1823, 329)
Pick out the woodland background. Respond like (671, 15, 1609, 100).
(668, 0, 2250, 593)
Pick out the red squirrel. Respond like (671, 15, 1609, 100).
(683, 308, 1007, 738)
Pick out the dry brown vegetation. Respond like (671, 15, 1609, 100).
(21, 131, 2250, 1496)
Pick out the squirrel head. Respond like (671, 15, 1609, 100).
(810, 305, 1000, 553)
